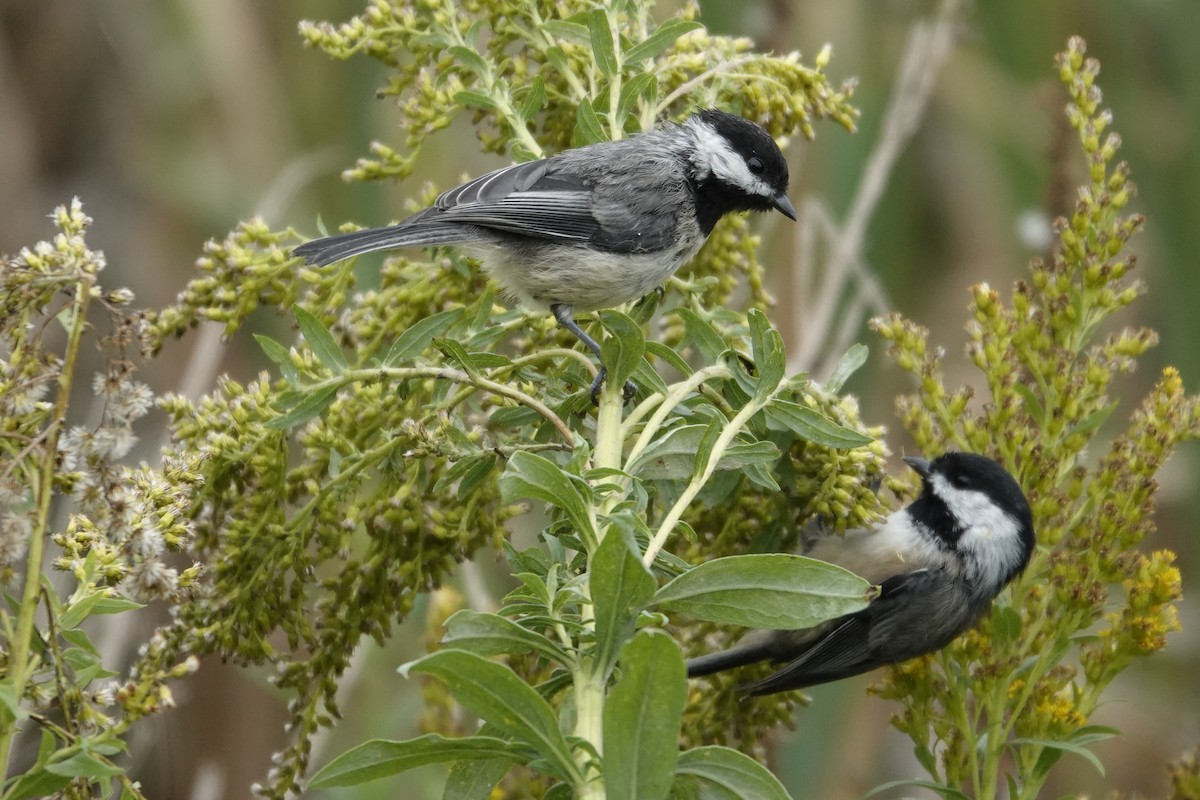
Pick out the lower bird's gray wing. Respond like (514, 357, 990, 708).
(739, 569, 948, 695)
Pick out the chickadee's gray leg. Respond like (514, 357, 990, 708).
(549, 304, 636, 404)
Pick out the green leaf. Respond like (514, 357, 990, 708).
(45, 749, 123, 778)
(675, 746, 792, 800)
(449, 45, 488, 76)
(623, 19, 703, 63)
(383, 308, 464, 366)
(747, 309, 785, 402)
(443, 757, 513, 800)
(631, 358, 670, 397)
(675, 308, 727, 362)
(309, 734, 527, 789)
(90, 596, 144, 616)
(433, 454, 497, 501)
(652, 554, 869, 629)
(434, 337, 482, 379)
(254, 334, 299, 384)
(989, 603, 1022, 645)
(1013, 383, 1046, 426)
(5, 767, 73, 800)
(440, 610, 569, 664)
(543, 19, 591, 45)
(294, 306, 348, 372)
(863, 779, 970, 800)
(574, 101, 607, 146)
(691, 416, 723, 482)
(616, 72, 658, 122)
(1065, 400, 1118, 439)
(456, 90, 498, 111)
(824, 343, 868, 394)
(266, 384, 338, 429)
(598, 310, 645, 395)
(520, 76, 547, 119)
(626, 425, 778, 481)
(1015, 726, 1120, 779)
(590, 528, 656, 679)
(63, 647, 117, 684)
(644, 341, 693, 377)
(587, 10, 618, 76)
(401, 651, 576, 781)
(59, 589, 139, 630)
(765, 400, 873, 448)
(0, 679, 26, 724)
(500, 451, 595, 548)
(604, 632, 686, 800)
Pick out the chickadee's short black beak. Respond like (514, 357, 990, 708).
(903, 456, 931, 479)
(772, 193, 797, 220)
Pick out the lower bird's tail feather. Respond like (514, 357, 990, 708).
(685, 642, 773, 678)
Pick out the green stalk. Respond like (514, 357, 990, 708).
(0, 278, 92, 777)
(642, 389, 774, 567)
(570, 376, 626, 798)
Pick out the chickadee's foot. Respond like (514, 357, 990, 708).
(588, 367, 637, 406)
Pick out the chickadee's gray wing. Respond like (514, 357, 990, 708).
(294, 159, 601, 266)
(427, 159, 600, 244)
(738, 569, 953, 696)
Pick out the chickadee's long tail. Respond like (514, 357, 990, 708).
(293, 223, 469, 267)
(686, 642, 774, 678)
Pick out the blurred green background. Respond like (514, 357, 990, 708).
(1, 1, 1196, 797)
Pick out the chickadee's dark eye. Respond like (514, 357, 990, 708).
(747, 156, 765, 174)
(953, 473, 971, 488)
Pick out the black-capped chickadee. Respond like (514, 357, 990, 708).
(686, 452, 1035, 695)
(293, 109, 796, 399)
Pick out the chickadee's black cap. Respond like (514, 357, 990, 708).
(695, 109, 790, 194)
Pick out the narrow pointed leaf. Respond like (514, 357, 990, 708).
(443, 756, 514, 800)
(652, 554, 870, 629)
(598, 310, 645, 395)
(862, 779, 970, 800)
(254, 334, 300, 384)
(294, 306, 348, 371)
(383, 308, 464, 366)
(748, 309, 785, 401)
(627, 425, 778, 481)
(440, 610, 569, 664)
(824, 343, 868, 394)
(500, 451, 595, 547)
(765, 400, 873, 448)
(543, 20, 591, 45)
(590, 528, 655, 678)
(675, 746, 792, 800)
(604, 631, 686, 800)
(623, 19, 703, 63)
(266, 385, 338, 429)
(675, 308, 726, 361)
(402, 650, 576, 781)
(309, 734, 526, 788)
(587, 10, 618, 76)
(574, 101, 607, 146)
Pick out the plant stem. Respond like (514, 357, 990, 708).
(642, 390, 772, 567)
(0, 278, 92, 776)
(570, 372, 626, 798)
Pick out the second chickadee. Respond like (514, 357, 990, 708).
(293, 109, 796, 398)
(686, 452, 1035, 695)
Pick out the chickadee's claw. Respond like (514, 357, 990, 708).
(588, 367, 638, 406)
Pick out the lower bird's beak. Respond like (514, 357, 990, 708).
(772, 193, 797, 220)
(903, 456, 931, 479)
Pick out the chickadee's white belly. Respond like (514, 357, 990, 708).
(464, 239, 703, 312)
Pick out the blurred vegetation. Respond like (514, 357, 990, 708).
(1, 1, 1198, 799)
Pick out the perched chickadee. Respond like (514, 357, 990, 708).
(686, 452, 1035, 695)
(293, 109, 796, 399)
